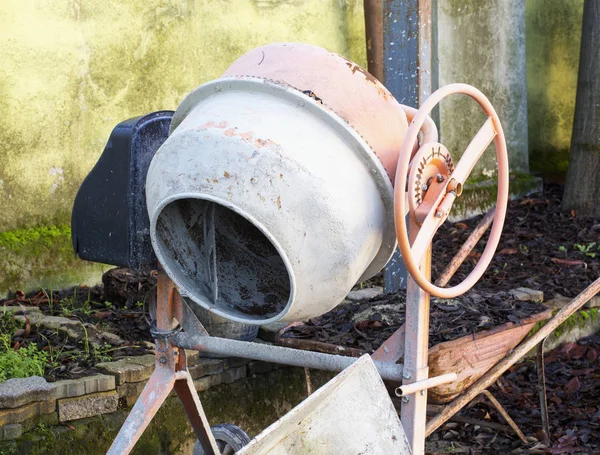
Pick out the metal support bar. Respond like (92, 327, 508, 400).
(395, 373, 457, 397)
(435, 207, 496, 287)
(174, 332, 405, 382)
(479, 390, 528, 445)
(426, 276, 600, 436)
(536, 339, 551, 445)
(107, 273, 220, 455)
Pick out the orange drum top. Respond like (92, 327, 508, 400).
(222, 42, 409, 182)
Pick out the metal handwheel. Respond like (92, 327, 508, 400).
(394, 83, 510, 298)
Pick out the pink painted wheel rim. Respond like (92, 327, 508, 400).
(394, 83, 510, 299)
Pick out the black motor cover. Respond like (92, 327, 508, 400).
(71, 111, 174, 269)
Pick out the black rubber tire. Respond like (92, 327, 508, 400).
(194, 423, 251, 455)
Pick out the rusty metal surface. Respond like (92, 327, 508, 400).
(221, 42, 409, 182)
(372, 323, 406, 363)
(383, 0, 434, 294)
(108, 274, 220, 455)
(435, 207, 496, 287)
(536, 339, 551, 445)
(364, 0, 384, 82)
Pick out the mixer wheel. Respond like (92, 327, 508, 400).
(194, 423, 251, 455)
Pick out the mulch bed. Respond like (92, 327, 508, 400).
(432, 333, 600, 454)
(281, 290, 547, 354)
(433, 184, 599, 299)
(1, 269, 157, 381)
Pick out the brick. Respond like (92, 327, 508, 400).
(0, 424, 22, 441)
(116, 381, 146, 399)
(0, 376, 56, 409)
(96, 356, 155, 385)
(0, 400, 56, 426)
(188, 359, 224, 379)
(509, 287, 544, 303)
(53, 374, 115, 399)
(58, 391, 118, 422)
(220, 366, 246, 384)
(193, 374, 222, 392)
(185, 350, 201, 367)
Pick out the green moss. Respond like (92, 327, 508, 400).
(450, 174, 542, 219)
(528, 308, 599, 340)
(0, 224, 105, 296)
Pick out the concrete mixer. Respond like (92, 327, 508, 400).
(72, 42, 516, 455)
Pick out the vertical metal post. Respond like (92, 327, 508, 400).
(365, 0, 433, 292)
(401, 218, 432, 455)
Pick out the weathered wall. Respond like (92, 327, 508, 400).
(0, 0, 366, 294)
(526, 0, 584, 181)
(436, 0, 529, 180)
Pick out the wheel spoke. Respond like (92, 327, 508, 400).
(451, 117, 497, 185)
(410, 210, 444, 265)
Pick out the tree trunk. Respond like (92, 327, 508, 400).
(562, 0, 600, 217)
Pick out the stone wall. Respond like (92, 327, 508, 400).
(0, 353, 333, 455)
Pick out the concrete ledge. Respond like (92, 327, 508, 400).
(0, 376, 56, 409)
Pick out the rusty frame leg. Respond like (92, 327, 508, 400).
(536, 339, 551, 445)
(479, 390, 528, 445)
(400, 216, 432, 455)
(107, 273, 220, 455)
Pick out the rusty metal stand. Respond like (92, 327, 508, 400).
(536, 338, 551, 445)
(107, 273, 220, 455)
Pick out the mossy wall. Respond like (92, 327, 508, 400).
(526, 0, 584, 181)
(0, 0, 366, 295)
(436, 0, 529, 180)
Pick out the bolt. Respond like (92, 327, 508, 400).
(422, 183, 429, 191)
(298, 100, 305, 107)
(215, 85, 221, 92)
(159, 357, 167, 364)
(435, 210, 443, 218)
(403, 372, 411, 380)
(402, 396, 409, 403)
(436, 173, 445, 183)
(420, 390, 426, 396)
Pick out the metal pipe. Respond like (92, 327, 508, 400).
(364, 0, 384, 82)
(426, 276, 600, 436)
(435, 207, 496, 287)
(395, 373, 457, 396)
(174, 332, 405, 381)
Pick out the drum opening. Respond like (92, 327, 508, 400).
(154, 198, 291, 321)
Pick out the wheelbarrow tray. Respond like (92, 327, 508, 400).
(427, 307, 551, 403)
(237, 355, 411, 455)
(277, 307, 552, 404)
